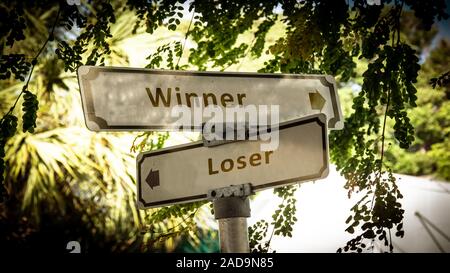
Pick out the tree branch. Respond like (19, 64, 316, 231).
(1, 5, 61, 123)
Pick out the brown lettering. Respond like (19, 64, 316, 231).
(208, 158, 219, 175)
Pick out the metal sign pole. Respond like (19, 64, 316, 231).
(208, 184, 253, 253)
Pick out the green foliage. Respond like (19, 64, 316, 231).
(384, 39, 450, 181)
(429, 139, 450, 181)
(405, 0, 449, 30)
(178, 229, 220, 253)
(258, 0, 357, 81)
(0, 114, 18, 140)
(0, 114, 18, 202)
(251, 18, 276, 58)
(0, 3, 26, 47)
(126, 0, 185, 34)
(131, 132, 169, 153)
(337, 170, 404, 253)
(272, 186, 297, 237)
(145, 41, 186, 70)
(385, 145, 433, 175)
(147, 202, 205, 224)
(21, 90, 39, 133)
(248, 220, 269, 253)
(359, 44, 419, 148)
(166, 4, 184, 31)
(248, 185, 297, 252)
(0, 8, 180, 252)
(0, 54, 30, 80)
(430, 71, 450, 89)
(56, 2, 115, 71)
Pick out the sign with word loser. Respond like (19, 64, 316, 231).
(77, 66, 343, 131)
(137, 114, 329, 208)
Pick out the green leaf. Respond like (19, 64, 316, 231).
(345, 215, 352, 224)
(1, 114, 18, 139)
(22, 90, 39, 133)
(363, 229, 376, 239)
(345, 226, 355, 234)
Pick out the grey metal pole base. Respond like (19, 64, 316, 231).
(213, 196, 251, 253)
(218, 217, 250, 253)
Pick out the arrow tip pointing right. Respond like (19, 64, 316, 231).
(145, 169, 160, 190)
(309, 90, 326, 111)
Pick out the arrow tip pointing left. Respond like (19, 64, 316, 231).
(145, 169, 160, 189)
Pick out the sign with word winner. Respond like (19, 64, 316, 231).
(77, 66, 343, 131)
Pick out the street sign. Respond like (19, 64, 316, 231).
(77, 66, 343, 131)
(137, 114, 329, 209)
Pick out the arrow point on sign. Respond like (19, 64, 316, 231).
(309, 90, 326, 111)
(146, 169, 160, 189)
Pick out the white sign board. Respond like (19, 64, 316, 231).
(77, 66, 343, 131)
(137, 114, 329, 208)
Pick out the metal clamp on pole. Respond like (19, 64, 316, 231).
(208, 184, 253, 253)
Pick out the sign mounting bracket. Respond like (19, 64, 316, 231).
(207, 183, 253, 200)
